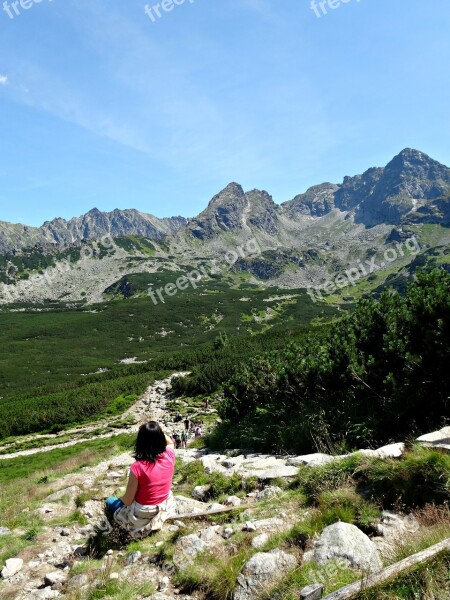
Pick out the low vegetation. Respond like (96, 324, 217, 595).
(211, 270, 450, 453)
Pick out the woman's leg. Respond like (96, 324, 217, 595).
(105, 496, 125, 515)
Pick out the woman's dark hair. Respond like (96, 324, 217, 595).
(134, 421, 167, 462)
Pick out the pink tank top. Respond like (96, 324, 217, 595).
(130, 447, 175, 506)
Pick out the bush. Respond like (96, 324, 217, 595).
(217, 270, 450, 453)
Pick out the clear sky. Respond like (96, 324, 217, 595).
(1, 0, 449, 226)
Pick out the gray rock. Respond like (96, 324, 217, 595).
(251, 533, 269, 549)
(224, 495, 241, 506)
(191, 485, 211, 501)
(158, 576, 170, 592)
(357, 443, 404, 459)
(0, 527, 11, 536)
(243, 521, 257, 532)
(300, 584, 324, 599)
(258, 466, 299, 479)
(173, 534, 208, 570)
(1, 557, 23, 578)
(222, 527, 234, 540)
(128, 551, 142, 565)
(67, 573, 89, 589)
(286, 453, 335, 467)
(44, 571, 68, 586)
(45, 486, 81, 503)
(417, 426, 450, 451)
(314, 522, 382, 573)
(252, 517, 284, 531)
(234, 550, 297, 600)
(198, 525, 222, 542)
(29, 560, 41, 569)
(30, 589, 61, 599)
(256, 486, 282, 501)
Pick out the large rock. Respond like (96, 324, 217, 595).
(234, 550, 297, 600)
(357, 443, 404, 459)
(314, 522, 382, 573)
(173, 534, 208, 570)
(44, 571, 68, 587)
(45, 486, 81, 503)
(417, 426, 450, 451)
(1, 557, 23, 578)
(191, 485, 211, 501)
(256, 486, 282, 501)
(286, 454, 336, 467)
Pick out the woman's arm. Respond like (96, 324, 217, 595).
(165, 433, 175, 448)
(120, 470, 139, 506)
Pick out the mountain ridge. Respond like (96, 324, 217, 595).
(2, 148, 450, 255)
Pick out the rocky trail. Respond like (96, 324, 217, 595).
(1, 375, 450, 600)
(0, 373, 192, 461)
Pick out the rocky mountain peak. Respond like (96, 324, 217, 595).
(282, 183, 340, 217)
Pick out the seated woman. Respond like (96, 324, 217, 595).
(105, 421, 176, 538)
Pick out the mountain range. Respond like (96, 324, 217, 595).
(1, 148, 450, 304)
(2, 148, 450, 254)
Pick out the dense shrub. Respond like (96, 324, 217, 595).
(215, 270, 450, 453)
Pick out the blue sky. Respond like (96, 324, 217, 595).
(1, 0, 450, 226)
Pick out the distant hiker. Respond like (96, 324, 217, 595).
(194, 425, 202, 438)
(204, 398, 209, 409)
(184, 418, 190, 432)
(181, 431, 187, 448)
(173, 433, 182, 449)
(104, 421, 175, 538)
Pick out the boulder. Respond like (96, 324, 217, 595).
(417, 426, 450, 451)
(251, 533, 269, 549)
(256, 486, 282, 501)
(0, 527, 10, 536)
(222, 527, 234, 539)
(1, 557, 23, 579)
(234, 550, 297, 600)
(45, 486, 81, 503)
(191, 485, 211, 501)
(313, 522, 382, 573)
(198, 525, 223, 543)
(44, 571, 68, 587)
(357, 443, 404, 459)
(67, 573, 89, 590)
(224, 495, 241, 506)
(173, 534, 208, 570)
